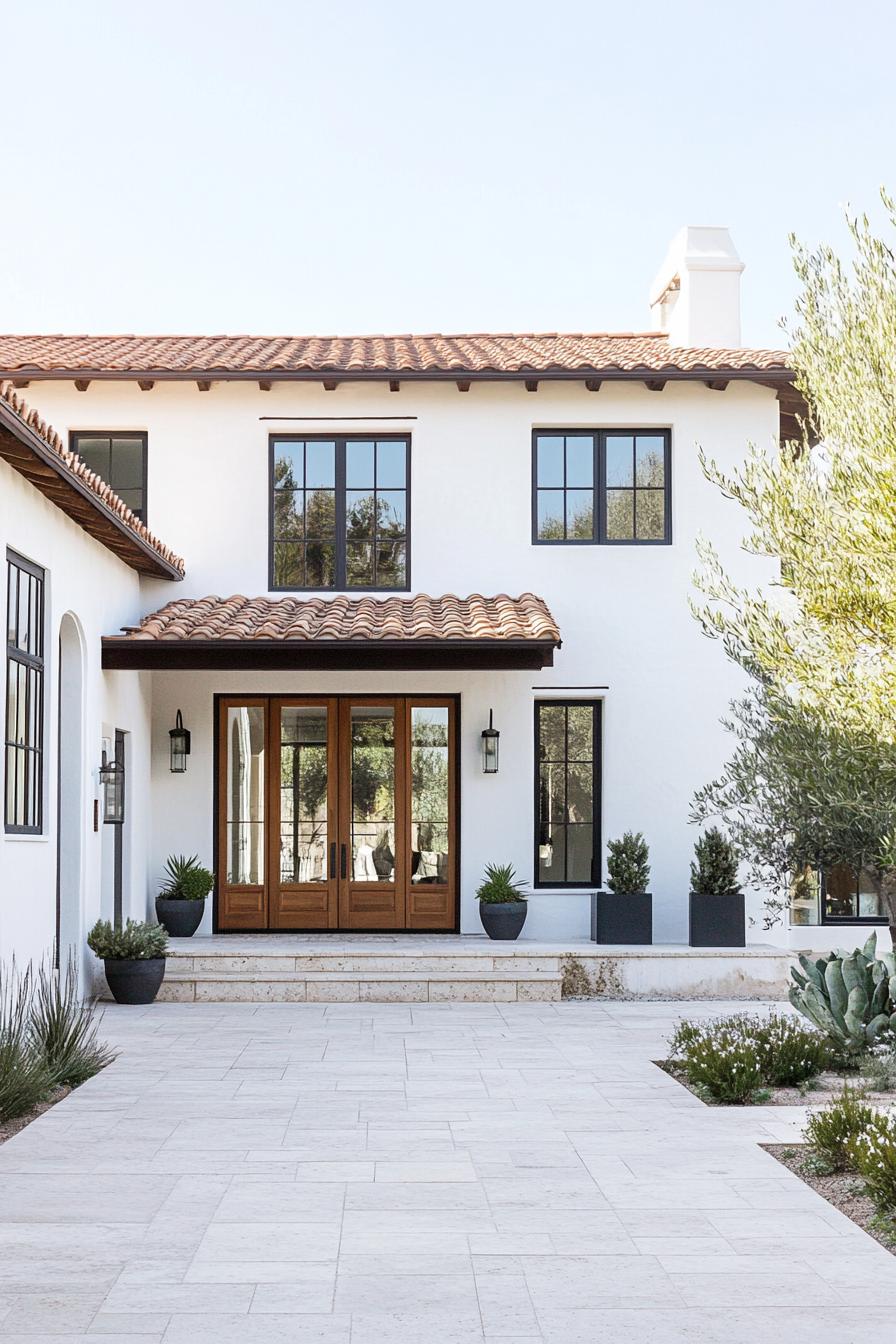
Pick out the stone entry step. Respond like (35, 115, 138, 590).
(157, 968, 562, 1003)
(143, 935, 793, 1004)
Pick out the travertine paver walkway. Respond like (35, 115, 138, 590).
(0, 1000, 895, 1342)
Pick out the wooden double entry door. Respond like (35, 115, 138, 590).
(217, 696, 458, 931)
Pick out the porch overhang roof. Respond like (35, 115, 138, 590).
(101, 593, 561, 671)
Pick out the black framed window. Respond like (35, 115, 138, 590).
(822, 864, 886, 923)
(71, 433, 148, 522)
(5, 550, 45, 834)
(270, 435, 409, 591)
(533, 429, 671, 544)
(534, 700, 601, 888)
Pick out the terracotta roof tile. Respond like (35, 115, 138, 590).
(0, 379, 184, 577)
(117, 593, 560, 645)
(0, 332, 791, 379)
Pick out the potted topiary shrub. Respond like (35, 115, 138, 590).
(591, 831, 652, 944)
(477, 863, 528, 940)
(87, 919, 168, 1005)
(689, 828, 745, 946)
(155, 853, 214, 937)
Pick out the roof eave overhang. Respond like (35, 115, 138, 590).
(0, 400, 183, 581)
(2, 366, 795, 386)
(100, 637, 558, 671)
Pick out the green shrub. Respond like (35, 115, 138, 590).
(0, 963, 52, 1122)
(676, 1023, 765, 1103)
(749, 1014, 833, 1086)
(668, 1011, 830, 1097)
(789, 933, 896, 1055)
(803, 1086, 877, 1172)
(87, 919, 168, 960)
(29, 954, 116, 1087)
(859, 1038, 896, 1092)
(852, 1111, 896, 1215)
(476, 863, 527, 904)
(690, 827, 740, 895)
(605, 832, 650, 893)
(159, 854, 214, 902)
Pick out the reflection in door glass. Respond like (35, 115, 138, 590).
(226, 706, 265, 884)
(410, 707, 449, 884)
(350, 707, 395, 881)
(280, 708, 328, 883)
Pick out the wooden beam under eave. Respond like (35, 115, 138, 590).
(12, 380, 29, 389)
(584, 379, 602, 392)
(322, 380, 339, 392)
(456, 380, 471, 393)
(74, 379, 91, 392)
(258, 380, 273, 392)
(138, 380, 155, 391)
(525, 380, 539, 393)
(389, 380, 400, 392)
(196, 381, 212, 392)
(704, 378, 729, 392)
(644, 379, 666, 392)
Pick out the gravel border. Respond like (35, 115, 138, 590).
(763, 1143, 896, 1256)
(0, 1086, 71, 1146)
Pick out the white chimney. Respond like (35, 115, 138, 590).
(648, 226, 744, 349)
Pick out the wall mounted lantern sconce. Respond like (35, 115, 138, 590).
(99, 746, 125, 824)
(481, 709, 500, 775)
(169, 710, 191, 774)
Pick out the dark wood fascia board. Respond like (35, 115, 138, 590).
(0, 366, 796, 388)
(100, 637, 558, 671)
(0, 402, 183, 581)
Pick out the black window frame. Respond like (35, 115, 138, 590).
(70, 432, 149, 523)
(820, 865, 888, 926)
(268, 433, 411, 593)
(531, 428, 672, 546)
(5, 549, 46, 836)
(533, 699, 602, 890)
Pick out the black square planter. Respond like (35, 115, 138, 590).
(591, 891, 653, 945)
(689, 892, 745, 947)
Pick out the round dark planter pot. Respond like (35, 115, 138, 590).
(155, 897, 205, 938)
(103, 957, 166, 1005)
(479, 900, 528, 941)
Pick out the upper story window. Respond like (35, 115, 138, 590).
(270, 435, 410, 591)
(533, 429, 671, 545)
(5, 550, 45, 834)
(71, 432, 148, 522)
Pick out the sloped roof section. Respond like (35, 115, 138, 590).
(102, 593, 561, 671)
(0, 332, 792, 379)
(0, 380, 184, 579)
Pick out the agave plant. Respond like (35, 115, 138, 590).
(789, 932, 896, 1054)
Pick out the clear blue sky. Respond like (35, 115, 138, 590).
(3, 0, 894, 346)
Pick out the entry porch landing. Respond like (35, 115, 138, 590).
(155, 936, 792, 1004)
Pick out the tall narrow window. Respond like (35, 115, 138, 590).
(533, 430, 671, 544)
(534, 700, 601, 888)
(71, 433, 148, 522)
(5, 551, 45, 834)
(270, 435, 409, 590)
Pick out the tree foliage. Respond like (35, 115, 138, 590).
(692, 194, 896, 929)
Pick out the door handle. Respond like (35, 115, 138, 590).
(340, 843, 347, 879)
(329, 842, 336, 879)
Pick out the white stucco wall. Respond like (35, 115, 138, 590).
(19, 377, 784, 943)
(0, 458, 153, 973)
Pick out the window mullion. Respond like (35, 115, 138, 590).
(335, 438, 348, 589)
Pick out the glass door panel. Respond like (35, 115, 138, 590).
(270, 699, 337, 929)
(350, 706, 396, 881)
(218, 700, 267, 928)
(225, 705, 265, 884)
(279, 707, 329, 883)
(410, 706, 449, 885)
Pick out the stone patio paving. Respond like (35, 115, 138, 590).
(0, 999, 895, 1341)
